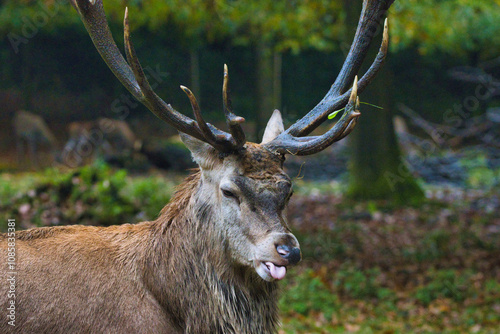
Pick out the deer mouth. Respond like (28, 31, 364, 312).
(255, 261, 287, 281)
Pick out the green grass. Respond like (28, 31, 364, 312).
(459, 151, 500, 191)
(0, 162, 179, 230)
(293, 179, 344, 197)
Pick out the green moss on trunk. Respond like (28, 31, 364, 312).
(346, 67, 424, 205)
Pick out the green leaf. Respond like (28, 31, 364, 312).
(328, 108, 344, 119)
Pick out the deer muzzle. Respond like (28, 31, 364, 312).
(254, 232, 301, 281)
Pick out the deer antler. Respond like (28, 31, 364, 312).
(264, 0, 392, 155)
(71, 0, 246, 153)
(72, 0, 392, 156)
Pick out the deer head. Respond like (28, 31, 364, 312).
(70, 0, 390, 281)
(180, 134, 299, 280)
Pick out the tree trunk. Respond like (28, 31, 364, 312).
(255, 40, 275, 141)
(190, 49, 201, 105)
(347, 67, 424, 204)
(273, 52, 282, 111)
(344, 0, 424, 204)
(21, 44, 34, 110)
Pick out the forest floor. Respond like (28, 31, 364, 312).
(280, 187, 499, 333)
(0, 162, 499, 333)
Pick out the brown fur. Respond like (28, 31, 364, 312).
(0, 143, 292, 334)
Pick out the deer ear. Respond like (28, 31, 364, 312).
(180, 133, 219, 169)
(261, 109, 284, 144)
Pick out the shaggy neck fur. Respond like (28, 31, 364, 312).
(8, 146, 285, 333)
(143, 170, 280, 333)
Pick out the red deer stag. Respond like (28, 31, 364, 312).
(0, 0, 392, 332)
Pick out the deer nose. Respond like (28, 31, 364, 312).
(276, 244, 301, 265)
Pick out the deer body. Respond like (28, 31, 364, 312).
(0, 0, 393, 331)
(1, 142, 294, 333)
(1, 223, 174, 333)
(13, 110, 58, 168)
(62, 118, 138, 167)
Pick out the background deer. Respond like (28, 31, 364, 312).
(60, 118, 139, 167)
(0, 0, 392, 332)
(13, 110, 58, 168)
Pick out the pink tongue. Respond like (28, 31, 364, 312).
(265, 262, 286, 280)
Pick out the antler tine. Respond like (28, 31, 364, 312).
(264, 1, 392, 156)
(180, 85, 232, 150)
(122, 6, 217, 142)
(337, 96, 361, 140)
(265, 77, 361, 155)
(71, 0, 243, 153)
(223, 65, 246, 149)
(330, 6, 390, 96)
(352, 18, 389, 100)
(123, 8, 155, 104)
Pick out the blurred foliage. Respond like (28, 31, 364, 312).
(0, 0, 81, 35)
(0, 161, 176, 230)
(414, 268, 472, 305)
(0, 0, 344, 52)
(217, 0, 343, 53)
(459, 153, 500, 191)
(391, 0, 500, 59)
(2, 0, 499, 55)
(280, 268, 340, 318)
(65, 162, 135, 224)
(278, 182, 500, 333)
(333, 265, 394, 300)
(279, 267, 500, 333)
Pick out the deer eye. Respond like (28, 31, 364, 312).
(222, 189, 236, 199)
(221, 188, 241, 205)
